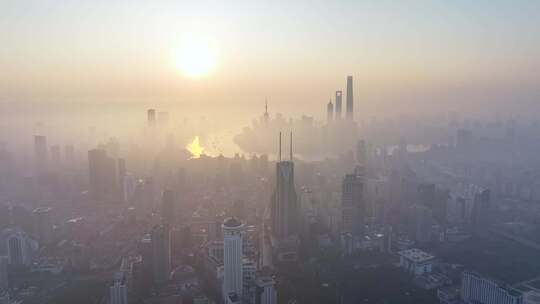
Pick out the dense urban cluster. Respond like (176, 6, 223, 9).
(2, 77, 540, 304)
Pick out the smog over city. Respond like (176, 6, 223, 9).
(1, 1, 540, 304)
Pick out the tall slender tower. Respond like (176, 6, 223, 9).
(346, 76, 354, 120)
(223, 218, 244, 300)
(335, 91, 342, 119)
(271, 133, 299, 239)
(327, 100, 334, 123)
(264, 99, 269, 122)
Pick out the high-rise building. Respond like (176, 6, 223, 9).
(117, 159, 126, 182)
(34, 135, 48, 173)
(222, 218, 244, 300)
(456, 129, 473, 149)
(147, 109, 156, 127)
(418, 183, 436, 208)
(346, 75, 354, 120)
(461, 271, 522, 304)
(356, 140, 366, 166)
(117, 159, 127, 201)
(327, 100, 334, 123)
(50, 145, 61, 167)
(0, 256, 7, 292)
(270, 133, 299, 239)
(88, 149, 118, 200)
(335, 91, 343, 119)
(242, 259, 257, 301)
(136, 236, 153, 296)
(33, 207, 53, 247)
(472, 189, 490, 237)
(160, 189, 177, 226)
(255, 276, 277, 304)
(341, 166, 365, 235)
(151, 225, 171, 285)
(264, 99, 269, 122)
(64, 144, 75, 165)
(411, 203, 433, 244)
(109, 271, 128, 304)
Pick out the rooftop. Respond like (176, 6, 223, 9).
(223, 217, 242, 228)
(398, 248, 435, 263)
(33, 207, 52, 213)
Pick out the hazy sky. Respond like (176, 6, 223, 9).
(1, 0, 539, 118)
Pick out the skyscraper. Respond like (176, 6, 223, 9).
(50, 145, 61, 167)
(34, 135, 48, 173)
(64, 144, 75, 166)
(0, 256, 7, 292)
(147, 109, 156, 127)
(411, 203, 432, 244)
(117, 159, 127, 201)
(271, 133, 299, 239)
(335, 91, 343, 119)
(151, 225, 171, 285)
(341, 166, 365, 235)
(117, 159, 126, 182)
(417, 183, 436, 208)
(346, 75, 354, 120)
(160, 189, 177, 226)
(472, 189, 490, 237)
(137, 236, 153, 295)
(222, 217, 244, 300)
(33, 207, 53, 247)
(109, 272, 128, 304)
(264, 99, 269, 122)
(88, 149, 118, 200)
(356, 140, 366, 166)
(327, 100, 334, 123)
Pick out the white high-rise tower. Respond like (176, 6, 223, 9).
(222, 217, 244, 301)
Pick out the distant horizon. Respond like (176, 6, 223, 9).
(2, 1, 540, 119)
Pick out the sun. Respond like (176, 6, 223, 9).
(174, 34, 217, 78)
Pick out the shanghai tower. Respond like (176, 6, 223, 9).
(346, 75, 354, 120)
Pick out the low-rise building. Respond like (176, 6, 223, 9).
(437, 285, 461, 304)
(398, 248, 435, 276)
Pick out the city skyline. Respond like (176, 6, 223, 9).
(1, 2, 540, 304)
(1, 1, 540, 118)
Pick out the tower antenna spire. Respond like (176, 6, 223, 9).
(290, 132, 293, 161)
(279, 132, 282, 161)
(264, 98, 269, 122)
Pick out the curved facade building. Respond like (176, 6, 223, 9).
(222, 218, 244, 301)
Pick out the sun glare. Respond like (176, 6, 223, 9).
(174, 34, 217, 78)
(186, 136, 205, 158)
